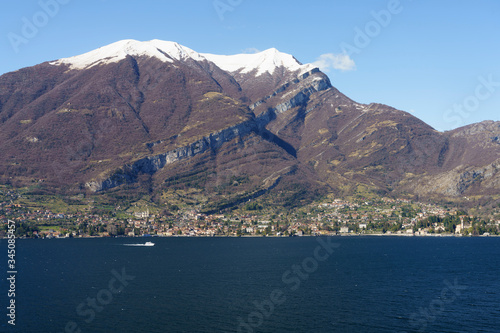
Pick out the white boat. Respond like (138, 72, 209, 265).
(144, 241, 155, 246)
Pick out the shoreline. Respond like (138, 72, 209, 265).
(6, 233, 500, 240)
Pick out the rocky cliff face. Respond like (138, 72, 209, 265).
(85, 119, 258, 191)
(400, 158, 500, 197)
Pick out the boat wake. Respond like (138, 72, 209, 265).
(123, 242, 155, 247)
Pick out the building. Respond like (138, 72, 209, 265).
(134, 209, 149, 219)
(107, 224, 118, 236)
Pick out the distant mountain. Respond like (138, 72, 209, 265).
(1, 39, 499, 210)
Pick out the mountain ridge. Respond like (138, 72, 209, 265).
(49, 39, 315, 77)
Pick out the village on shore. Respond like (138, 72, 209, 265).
(2, 185, 499, 239)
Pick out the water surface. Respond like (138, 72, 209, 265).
(2, 236, 499, 332)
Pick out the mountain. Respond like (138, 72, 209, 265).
(1, 39, 499, 211)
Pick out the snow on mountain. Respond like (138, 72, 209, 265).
(49, 39, 204, 70)
(49, 39, 315, 76)
(202, 48, 315, 76)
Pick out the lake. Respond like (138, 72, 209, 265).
(2, 236, 500, 332)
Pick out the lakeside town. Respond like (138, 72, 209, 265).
(2, 186, 500, 239)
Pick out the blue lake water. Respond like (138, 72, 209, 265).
(2, 236, 500, 332)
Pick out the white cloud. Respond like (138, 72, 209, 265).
(312, 53, 356, 72)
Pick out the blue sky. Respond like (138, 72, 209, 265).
(1, 0, 499, 131)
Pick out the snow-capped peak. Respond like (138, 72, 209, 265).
(202, 48, 314, 76)
(49, 39, 204, 70)
(50, 39, 315, 76)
